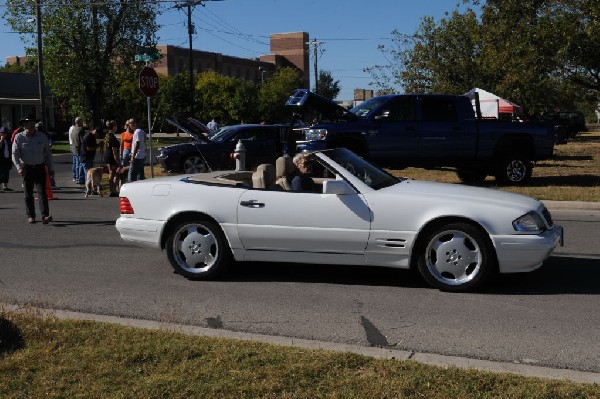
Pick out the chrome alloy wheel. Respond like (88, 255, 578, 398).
(505, 159, 528, 182)
(424, 229, 483, 286)
(172, 223, 219, 274)
(183, 156, 208, 173)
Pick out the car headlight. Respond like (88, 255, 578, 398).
(306, 128, 328, 140)
(513, 211, 546, 233)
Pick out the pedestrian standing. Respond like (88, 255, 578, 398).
(11, 117, 54, 224)
(128, 118, 146, 182)
(120, 120, 134, 166)
(69, 117, 85, 184)
(103, 120, 121, 196)
(80, 127, 97, 194)
(207, 117, 220, 133)
(0, 127, 13, 192)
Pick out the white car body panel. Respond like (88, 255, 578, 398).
(116, 150, 563, 280)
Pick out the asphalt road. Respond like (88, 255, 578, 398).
(1, 154, 599, 373)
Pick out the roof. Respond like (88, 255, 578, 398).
(0, 72, 50, 99)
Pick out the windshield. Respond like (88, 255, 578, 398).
(349, 97, 389, 118)
(209, 126, 236, 143)
(320, 148, 402, 190)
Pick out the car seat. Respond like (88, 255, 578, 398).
(252, 163, 277, 189)
(275, 156, 296, 190)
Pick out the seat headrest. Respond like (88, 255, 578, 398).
(275, 156, 295, 178)
(252, 163, 276, 189)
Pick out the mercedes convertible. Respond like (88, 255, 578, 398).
(116, 148, 563, 292)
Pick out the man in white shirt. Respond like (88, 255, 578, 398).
(128, 118, 146, 182)
(207, 117, 220, 133)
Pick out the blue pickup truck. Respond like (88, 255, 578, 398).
(286, 89, 557, 185)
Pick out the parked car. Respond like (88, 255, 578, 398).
(157, 117, 285, 173)
(286, 89, 557, 185)
(117, 147, 563, 292)
(546, 111, 587, 138)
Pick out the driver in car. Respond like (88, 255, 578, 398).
(291, 153, 316, 192)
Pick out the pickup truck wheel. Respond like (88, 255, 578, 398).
(456, 169, 487, 185)
(182, 155, 208, 174)
(495, 155, 532, 185)
(416, 222, 495, 292)
(165, 218, 231, 280)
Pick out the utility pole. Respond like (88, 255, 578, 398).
(306, 38, 324, 94)
(35, 0, 46, 127)
(175, 0, 223, 115)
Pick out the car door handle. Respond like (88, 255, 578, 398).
(240, 200, 265, 208)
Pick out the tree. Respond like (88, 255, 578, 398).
(231, 80, 259, 124)
(195, 71, 239, 125)
(0, 59, 37, 74)
(316, 70, 341, 100)
(367, 1, 599, 115)
(258, 67, 304, 123)
(3, 0, 159, 128)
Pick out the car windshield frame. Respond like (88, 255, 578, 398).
(317, 148, 403, 190)
(349, 97, 390, 118)
(209, 126, 237, 143)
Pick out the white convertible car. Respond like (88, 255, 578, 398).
(116, 148, 563, 292)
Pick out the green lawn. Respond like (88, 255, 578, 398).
(1, 310, 598, 398)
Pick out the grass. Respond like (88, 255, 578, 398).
(1, 310, 598, 398)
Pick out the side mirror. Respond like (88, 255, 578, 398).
(323, 180, 355, 195)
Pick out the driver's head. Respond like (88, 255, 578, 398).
(293, 153, 312, 174)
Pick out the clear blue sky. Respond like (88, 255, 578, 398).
(0, 0, 470, 100)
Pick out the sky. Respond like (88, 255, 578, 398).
(0, 0, 471, 100)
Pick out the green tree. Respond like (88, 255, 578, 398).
(195, 71, 239, 125)
(3, 0, 159, 128)
(316, 70, 341, 100)
(368, 0, 599, 115)
(231, 80, 259, 124)
(0, 59, 37, 74)
(258, 67, 304, 123)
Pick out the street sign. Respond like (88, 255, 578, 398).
(139, 66, 159, 97)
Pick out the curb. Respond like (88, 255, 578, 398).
(543, 200, 600, 212)
(3, 304, 599, 385)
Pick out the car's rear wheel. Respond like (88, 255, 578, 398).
(494, 154, 532, 185)
(416, 222, 495, 292)
(165, 218, 231, 280)
(182, 155, 208, 174)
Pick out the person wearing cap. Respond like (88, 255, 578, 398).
(0, 127, 13, 192)
(12, 117, 54, 224)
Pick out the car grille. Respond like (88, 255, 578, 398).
(541, 207, 554, 228)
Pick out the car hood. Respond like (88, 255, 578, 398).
(285, 89, 358, 121)
(383, 179, 542, 212)
(165, 117, 210, 143)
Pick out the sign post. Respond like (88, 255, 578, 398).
(139, 66, 159, 178)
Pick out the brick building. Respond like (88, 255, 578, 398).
(155, 32, 310, 89)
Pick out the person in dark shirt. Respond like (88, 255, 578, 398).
(291, 153, 316, 192)
(80, 128, 97, 190)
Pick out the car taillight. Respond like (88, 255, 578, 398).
(120, 197, 134, 214)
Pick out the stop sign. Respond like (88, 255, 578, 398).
(139, 67, 159, 97)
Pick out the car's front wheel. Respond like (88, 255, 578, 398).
(415, 222, 495, 292)
(165, 218, 231, 280)
(182, 155, 208, 174)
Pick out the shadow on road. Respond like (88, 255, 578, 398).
(484, 256, 600, 295)
(218, 255, 599, 295)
